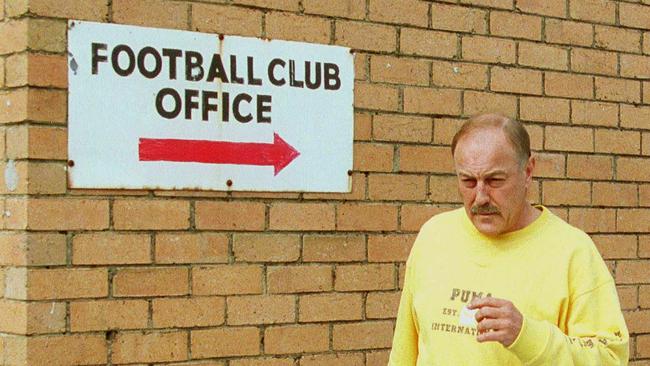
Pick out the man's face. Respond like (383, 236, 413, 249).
(453, 128, 533, 236)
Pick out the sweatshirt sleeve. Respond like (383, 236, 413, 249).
(506, 280, 629, 366)
(388, 254, 419, 365)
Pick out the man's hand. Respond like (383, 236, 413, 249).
(467, 297, 523, 347)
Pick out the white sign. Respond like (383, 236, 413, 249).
(67, 21, 354, 192)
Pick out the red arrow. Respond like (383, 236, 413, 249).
(138, 133, 300, 175)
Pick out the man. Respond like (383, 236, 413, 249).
(389, 114, 629, 365)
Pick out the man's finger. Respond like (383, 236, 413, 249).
(476, 318, 508, 333)
(476, 329, 508, 343)
(474, 306, 507, 322)
(467, 296, 508, 309)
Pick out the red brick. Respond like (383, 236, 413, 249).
(113, 267, 188, 297)
(463, 91, 517, 116)
(6, 53, 67, 88)
(620, 3, 650, 30)
(462, 36, 515, 64)
(545, 72, 593, 99)
(368, 234, 416, 262)
(566, 154, 612, 180)
(431, 61, 488, 90)
(569, 0, 616, 24)
(192, 4, 262, 37)
(592, 235, 638, 259)
(192, 265, 262, 295)
(267, 265, 332, 293)
(571, 48, 617, 76)
(0, 299, 66, 335)
(354, 82, 399, 111)
(299, 293, 363, 322)
(429, 175, 462, 203)
(518, 42, 568, 70)
(332, 321, 394, 350)
(335, 21, 396, 53)
(113, 331, 187, 364)
(369, 0, 428, 27)
(337, 203, 398, 231)
(592, 183, 637, 207)
(367, 291, 402, 319)
(27, 18, 67, 53)
(638, 334, 650, 358)
(302, 235, 366, 262)
(335, 264, 394, 291)
(490, 67, 542, 95)
(595, 129, 640, 155)
(154, 297, 225, 328)
(7, 125, 67, 160)
(621, 54, 650, 79)
(7, 268, 107, 300)
(70, 299, 148, 331)
(399, 145, 454, 173)
(303, 0, 365, 19)
(595, 25, 642, 53)
(371, 55, 430, 86)
(571, 101, 618, 127)
(434, 118, 465, 145)
(231, 358, 292, 366)
(617, 209, 650, 233)
(113, 0, 188, 29)
(373, 114, 432, 143)
(595, 77, 641, 103)
(191, 327, 260, 358)
(0, 20, 28, 55)
(404, 87, 462, 116)
(354, 142, 394, 172)
(300, 353, 364, 366)
(368, 174, 427, 201)
(366, 350, 391, 366)
(542, 180, 591, 206)
(266, 13, 330, 44)
(155, 233, 228, 264)
(233, 234, 300, 262)
(642, 284, 650, 306)
(545, 19, 593, 47)
(533, 153, 566, 178)
(73, 233, 150, 265)
(227, 295, 295, 325)
(28, 0, 107, 20)
(459, 0, 512, 8)
(0, 233, 66, 266)
(624, 309, 650, 333)
(195, 201, 266, 231)
(516, 0, 566, 17)
(113, 199, 189, 230)
(354, 112, 372, 140)
(545, 126, 593, 152)
(269, 203, 335, 231)
(400, 28, 457, 59)
(520, 97, 569, 123)
(616, 285, 638, 310)
(431, 3, 487, 33)
(621, 104, 650, 130)
(568, 208, 616, 233)
(232, 0, 299, 11)
(617, 157, 650, 182)
(490, 11, 541, 40)
(265, 324, 329, 354)
(18, 335, 106, 365)
(20, 198, 108, 231)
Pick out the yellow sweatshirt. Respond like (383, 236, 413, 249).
(389, 206, 629, 365)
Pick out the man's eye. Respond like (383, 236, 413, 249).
(461, 179, 477, 187)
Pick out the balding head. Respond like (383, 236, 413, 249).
(451, 114, 531, 167)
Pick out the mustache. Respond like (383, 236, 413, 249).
(471, 204, 500, 215)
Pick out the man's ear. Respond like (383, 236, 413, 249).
(525, 155, 535, 186)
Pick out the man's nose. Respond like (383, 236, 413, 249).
(475, 181, 490, 205)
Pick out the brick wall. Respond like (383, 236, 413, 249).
(1, 0, 649, 364)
